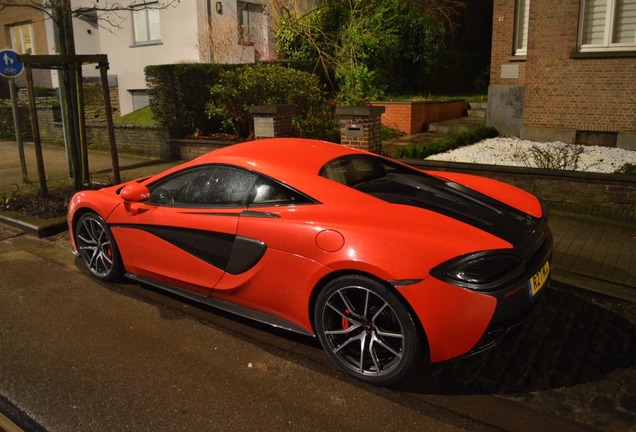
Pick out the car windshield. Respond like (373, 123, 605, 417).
(318, 154, 423, 188)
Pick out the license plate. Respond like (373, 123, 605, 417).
(528, 260, 550, 298)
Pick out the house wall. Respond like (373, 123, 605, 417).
(94, 0, 205, 115)
(489, 0, 636, 149)
(0, 3, 53, 90)
(488, 0, 528, 136)
(521, 0, 636, 148)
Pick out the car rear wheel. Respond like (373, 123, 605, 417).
(76, 212, 123, 281)
(314, 275, 422, 386)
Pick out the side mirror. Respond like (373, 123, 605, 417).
(120, 182, 150, 202)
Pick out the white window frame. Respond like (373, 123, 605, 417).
(514, 0, 530, 56)
(237, 0, 264, 46)
(132, 2, 162, 46)
(130, 89, 150, 111)
(10, 22, 35, 54)
(579, 0, 636, 52)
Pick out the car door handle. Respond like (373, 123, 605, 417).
(241, 210, 280, 219)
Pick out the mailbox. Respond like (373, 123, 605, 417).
(345, 124, 364, 137)
(254, 117, 275, 138)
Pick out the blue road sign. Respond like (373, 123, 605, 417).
(0, 49, 24, 78)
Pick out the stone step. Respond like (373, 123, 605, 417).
(467, 109, 486, 119)
(468, 101, 488, 110)
(428, 116, 486, 134)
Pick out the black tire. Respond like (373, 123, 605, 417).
(314, 275, 422, 386)
(75, 212, 124, 281)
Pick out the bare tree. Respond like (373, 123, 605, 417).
(411, 0, 467, 32)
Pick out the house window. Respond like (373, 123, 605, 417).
(514, 0, 530, 55)
(579, 0, 636, 51)
(237, 0, 264, 46)
(130, 90, 150, 111)
(10, 23, 35, 54)
(132, 2, 161, 45)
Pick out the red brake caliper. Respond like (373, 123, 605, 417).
(341, 309, 351, 329)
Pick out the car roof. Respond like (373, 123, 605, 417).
(195, 138, 362, 176)
(148, 138, 386, 206)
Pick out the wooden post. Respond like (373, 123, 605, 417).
(99, 61, 120, 184)
(24, 64, 48, 196)
(8, 78, 28, 182)
(76, 63, 90, 184)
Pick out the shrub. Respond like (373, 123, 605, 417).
(206, 63, 338, 141)
(145, 63, 238, 138)
(391, 125, 498, 159)
(275, 0, 444, 104)
(514, 143, 585, 171)
(615, 162, 636, 175)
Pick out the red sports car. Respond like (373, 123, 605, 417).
(68, 138, 551, 385)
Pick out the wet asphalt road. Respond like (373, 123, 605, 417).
(1, 232, 634, 432)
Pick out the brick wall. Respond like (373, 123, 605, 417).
(170, 139, 238, 160)
(336, 107, 385, 154)
(489, 0, 636, 144)
(490, 0, 527, 87)
(35, 104, 170, 160)
(523, 0, 636, 134)
(409, 160, 636, 223)
(0, 102, 31, 140)
(82, 84, 121, 122)
(368, 101, 466, 134)
(87, 124, 170, 160)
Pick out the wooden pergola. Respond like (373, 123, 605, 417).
(17, 54, 120, 195)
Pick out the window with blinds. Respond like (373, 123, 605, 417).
(515, 0, 530, 55)
(580, 0, 636, 51)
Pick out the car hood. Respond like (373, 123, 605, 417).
(355, 173, 544, 248)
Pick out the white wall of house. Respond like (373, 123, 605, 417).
(31, 0, 278, 116)
(90, 0, 205, 115)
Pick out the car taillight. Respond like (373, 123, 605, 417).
(431, 253, 522, 291)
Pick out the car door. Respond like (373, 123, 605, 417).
(107, 164, 258, 295)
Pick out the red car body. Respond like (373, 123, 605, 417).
(68, 138, 551, 384)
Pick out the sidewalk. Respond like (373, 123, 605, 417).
(0, 139, 634, 302)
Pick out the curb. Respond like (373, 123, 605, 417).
(0, 213, 67, 238)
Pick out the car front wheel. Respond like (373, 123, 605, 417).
(75, 212, 123, 281)
(314, 275, 422, 386)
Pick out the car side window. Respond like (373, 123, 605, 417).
(319, 155, 414, 187)
(248, 176, 314, 206)
(148, 165, 257, 207)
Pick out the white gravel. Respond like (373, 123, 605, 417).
(426, 137, 636, 173)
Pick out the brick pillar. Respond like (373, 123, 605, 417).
(248, 104, 295, 139)
(335, 106, 385, 154)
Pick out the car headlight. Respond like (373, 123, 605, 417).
(431, 252, 523, 291)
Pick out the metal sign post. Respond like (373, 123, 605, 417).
(0, 49, 28, 183)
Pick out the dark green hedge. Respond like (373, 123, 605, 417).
(206, 63, 338, 141)
(144, 61, 332, 138)
(145, 63, 240, 138)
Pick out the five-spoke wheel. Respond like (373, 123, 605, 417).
(75, 212, 123, 281)
(314, 275, 422, 385)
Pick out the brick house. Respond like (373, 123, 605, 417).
(0, 2, 54, 98)
(488, 0, 635, 150)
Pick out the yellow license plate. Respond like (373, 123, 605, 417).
(528, 260, 550, 298)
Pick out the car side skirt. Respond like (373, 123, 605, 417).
(125, 272, 315, 337)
